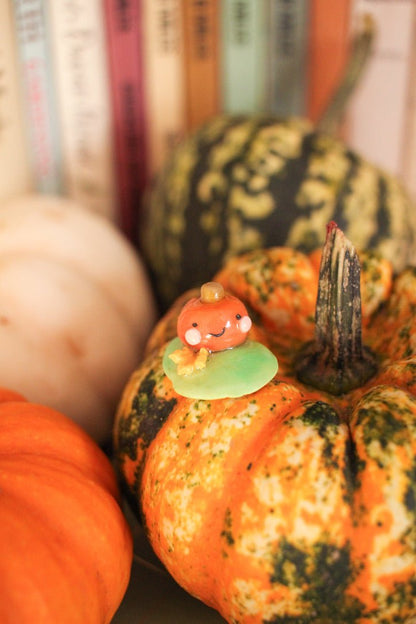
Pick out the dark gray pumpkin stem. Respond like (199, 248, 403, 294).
(296, 222, 377, 395)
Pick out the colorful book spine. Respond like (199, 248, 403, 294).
(142, 0, 186, 181)
(346, 0, 416, 177)
(47, 0, 117, 221)
(104, 0, 147, 238)
(267, 0, 309, 117)
(12, 0, 62, 194)
(182, 0, 220, 132)
(220, 0, 268, 114)
(306, 0, 352, 124)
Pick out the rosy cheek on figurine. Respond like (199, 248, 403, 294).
(163, 282, 277, 400)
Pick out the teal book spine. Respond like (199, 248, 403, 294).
(220, 0, 268, 113)
(267, 0, 310, 116)
(12, 0, 62, 194)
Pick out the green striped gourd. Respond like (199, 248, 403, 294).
(141, 114, 416, 309)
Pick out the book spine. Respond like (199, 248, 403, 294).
(306, 0, 352, 124)
(182, 0, 220, 132)
(12, 0, 62, 194)
(142, 0, 186, 181)
(346, 0, 416, 177)
(220, 0, 268, 114)
(0, 0, 33, 201)
(267, 0, 309, 117)
(401, 6, 416, 201)
(104, 0, 147, 238)
(47, 0, 117, 221)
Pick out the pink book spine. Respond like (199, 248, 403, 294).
(104, 0, 147, 240)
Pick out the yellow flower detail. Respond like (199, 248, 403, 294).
(169, 347, 209, 376)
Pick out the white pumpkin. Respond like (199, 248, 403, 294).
(0, 194, 157, 443)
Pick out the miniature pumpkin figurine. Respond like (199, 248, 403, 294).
(163, 282, 277, 399)
(177, 281, 252, 352)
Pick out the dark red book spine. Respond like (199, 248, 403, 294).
(104, 0, 148, 241)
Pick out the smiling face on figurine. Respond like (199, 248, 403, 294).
(177, 282, 252, 352)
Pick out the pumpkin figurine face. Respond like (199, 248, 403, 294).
(177, 281, 252, 352)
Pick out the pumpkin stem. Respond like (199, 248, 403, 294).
(316, 13, 375, 135)
(296, 222, 377, 395)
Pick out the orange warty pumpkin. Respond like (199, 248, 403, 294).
(0, 388, 133, 624)
(114, 224, 416, 623)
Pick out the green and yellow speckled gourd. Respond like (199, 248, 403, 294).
(140, 18, 416, 310)
(114, 223, 416, 623)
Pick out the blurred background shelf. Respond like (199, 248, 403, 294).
(3, 0, 416, 243)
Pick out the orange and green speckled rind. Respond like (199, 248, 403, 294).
(113, 350, 178, 513)
(347, 386, 416, 621)
(114, 247, 416, 623)
(140, 380, 306, 602)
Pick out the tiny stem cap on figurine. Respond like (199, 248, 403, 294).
(200, 282, 225, 303)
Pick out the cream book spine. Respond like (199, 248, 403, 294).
(142, 0, 186, 181)
(0, 1, 33, 201)
(47, 0, 117, 221)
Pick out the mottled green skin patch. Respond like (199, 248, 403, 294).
(299, 400, 341, 432)
(221, 508, 235, 550)
(354, 390, 413, 467)
(297, 401, 344, 470)
(117, 369, 177, 463)
(374, 578, 416, 624)
(342, 436, 364, 503)
(405, 459, 416, 538)
(269, 539, 365, 623)
(116, 367, 177, 510)
(405, 459, 416, 509)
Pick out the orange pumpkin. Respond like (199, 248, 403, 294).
(0, 388, 133, 624)
(114, 224, 416, 623)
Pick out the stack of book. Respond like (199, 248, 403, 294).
(1, 0, 415, 241)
